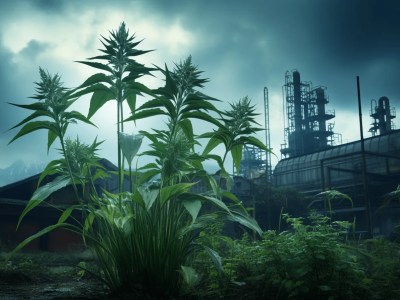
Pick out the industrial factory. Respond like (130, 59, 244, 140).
(240, 70, 400, 237)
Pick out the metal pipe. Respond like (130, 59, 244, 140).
(357, 76, 373, 238)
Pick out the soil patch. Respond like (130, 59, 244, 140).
(0, 250, 109, 300)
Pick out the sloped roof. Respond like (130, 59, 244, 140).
(0, 158, 119, 202)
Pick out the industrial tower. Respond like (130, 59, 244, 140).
(239, 87, 272, 181)
(280, 70, 341, 158)
(369, 96, 396, 136)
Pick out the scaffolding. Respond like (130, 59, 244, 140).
(280, 70, 339, 158)
(239, 87, 272, 181)
(264, 87, 272, 181)
(240, 145, 266, 179)
(369, 96, 396, 136)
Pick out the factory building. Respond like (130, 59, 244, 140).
(240, 70, 400, 237)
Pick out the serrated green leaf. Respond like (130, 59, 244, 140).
(231, 144, 243, 174)
(71, 83, 114, 99)
(76, 61, 113, 73)
(125, 93, 136, 116)
(8, 102, 47, 111)
(179, 119, 194, 143)
(202, 137, 222, 156)
(125, 81, 155, 97)
(8, 110, 51, 131)
(8, 121, 58, 145)
(47, 130, 58, 152)
(163, 65, 178, 96)
(124, 108, 166, 122)
(181, 111, 222, 128)
(38, 159, 64, 187)
(65, 111, 97, 127)
(88, 88, 115, 119)
(238, 136, 268, 151)
(79, 73, 114, 89)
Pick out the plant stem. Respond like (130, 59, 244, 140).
(59, 134, 80, 202)
(128, 163, 133, 193)
(117, 100, 122, 196)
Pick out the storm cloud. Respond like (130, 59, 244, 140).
(1, 0, 399, 177)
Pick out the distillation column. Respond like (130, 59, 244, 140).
(369, 96, 396, 135)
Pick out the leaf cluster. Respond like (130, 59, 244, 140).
(7, 22, 268, 299)
(201, 96, 269, 174)
(196, 213, 373, 300)
(8, 68, 94, 151)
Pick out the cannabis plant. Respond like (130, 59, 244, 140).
(9, 24, 265, 299)
(8, 68, 96, 227)
(74, 22, 154, 193)
(201, 96, 268, 176)
(88, 55, 263, 297)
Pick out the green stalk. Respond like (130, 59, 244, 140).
(56, 119, 80, 202)
(120, 100, 125, 187)
(59, 131, 82, 202)
(117, 99, 122, 196)
(128, 163, 133, 193)
(87, 163, 99, 198)
(218, 149, 230, 189)
(117, 75, 124, 199)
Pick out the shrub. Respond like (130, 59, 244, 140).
(208, 213, 371, 299)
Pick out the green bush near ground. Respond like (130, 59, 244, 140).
(193, 213, 400, 300)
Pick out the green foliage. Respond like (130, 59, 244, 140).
(358, 238, 400, 299)
(8, 68, 94, 151)
(82, 53, 262, 297)
(8, 69, 99, 231)
(201, 96, 269, 175)
(197, 213, 372, 300)
(74, 22, 154, 194)
(9, 23, 266, 299)
(316, 189, 354, 214)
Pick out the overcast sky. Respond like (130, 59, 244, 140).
(1, 0, 399, 177)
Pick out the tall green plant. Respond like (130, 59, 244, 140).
(74, 22, 154, 194)
(201, 96, 269, 176)
(93, 56, 263, 296)
(8, 68, 95, 227)
(8, 24, 267, 299)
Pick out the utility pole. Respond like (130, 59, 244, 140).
(357, 76, 373, 238)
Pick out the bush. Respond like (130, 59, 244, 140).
(201, 213, 371, 299)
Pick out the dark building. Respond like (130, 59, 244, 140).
(273, 79, 400, 237)
(0, 159, 129, 251)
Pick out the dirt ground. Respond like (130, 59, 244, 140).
(0, 250, 110, 300)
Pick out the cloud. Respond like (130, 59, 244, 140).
(1, 0, 400, 174)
